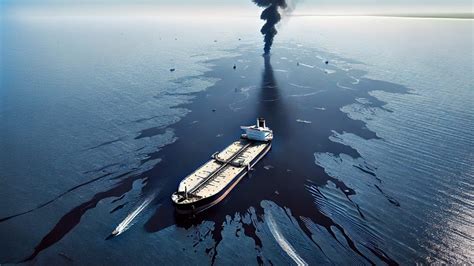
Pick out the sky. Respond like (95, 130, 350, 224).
(2, 0, 472, 17)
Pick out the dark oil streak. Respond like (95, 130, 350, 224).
(12, 45, 411, 263)
(330, 223, 375, 265)
(295, 216, 331, 261)
(363, 243, 399, 266)
(353, 164, 377, 177)
(137, 49, 408, 264)
(110, 202, 128, 214)
(374, 185, 401, 207)
(83, 162, 121, 174)
(0, 172, 112, 223)
(84, 138, 122, 151)
(20, 175, 139, 262)
(134, 126, 167, 140)
(111, 194, 126, 204)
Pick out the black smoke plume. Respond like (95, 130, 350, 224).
(253, 0, 287, 54)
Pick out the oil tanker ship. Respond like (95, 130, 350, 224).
(171, 118, 272, 214)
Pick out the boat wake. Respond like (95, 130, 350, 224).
(266, 211, 308, 266)
(111, 194, 155, 237)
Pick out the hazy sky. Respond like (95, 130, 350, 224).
(2, 0, 472, 16)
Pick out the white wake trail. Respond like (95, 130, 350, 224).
(112, 194, 154, 236)
(267, 211, 308, 266)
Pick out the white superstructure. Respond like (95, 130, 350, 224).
(171, 118, 273, 214)
(241, 118, 273, 142)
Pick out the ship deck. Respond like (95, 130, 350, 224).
(173, 139, 269, 205)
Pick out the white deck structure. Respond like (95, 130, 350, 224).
(172, 140, 269, 205)
(171, 118, 272, 213)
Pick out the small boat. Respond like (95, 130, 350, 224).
(171, 118, 273, 214)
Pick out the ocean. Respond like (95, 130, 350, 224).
(0, 15, 473, 264)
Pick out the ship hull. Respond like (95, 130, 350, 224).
(173, 141, 271, 215)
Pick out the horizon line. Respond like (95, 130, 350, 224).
(3, 7, 473, 20)
(288, 12, 474, 20)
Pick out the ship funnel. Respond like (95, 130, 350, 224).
(257, 118, 266, 128)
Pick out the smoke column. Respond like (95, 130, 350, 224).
(253, 0, 288, 54)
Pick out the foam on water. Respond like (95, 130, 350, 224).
(112, 194, 155, 236)
(266, 211, 308, 266)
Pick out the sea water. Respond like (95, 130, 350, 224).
(1, 15, 472, 264)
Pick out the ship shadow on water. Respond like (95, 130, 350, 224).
(11, 45, 410, 264)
